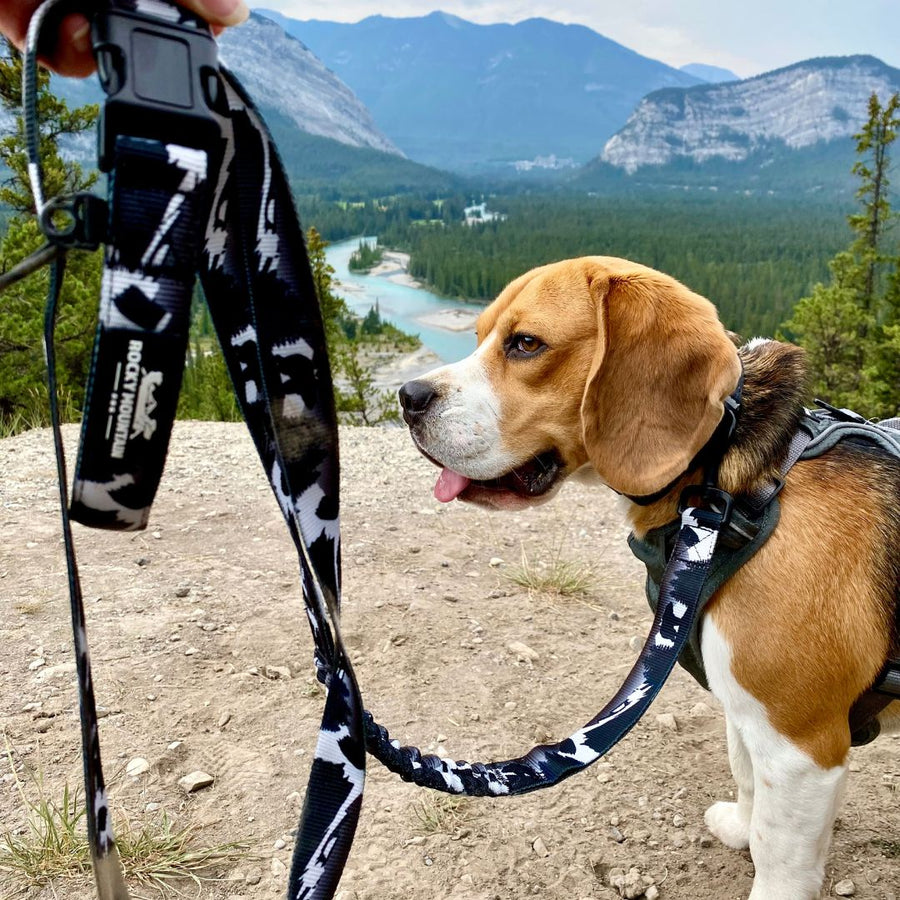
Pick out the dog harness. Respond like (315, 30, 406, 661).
(8, 4, 844, 899)
(629, 402, 900, 713)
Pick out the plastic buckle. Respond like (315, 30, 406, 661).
(39, 193, 109, 250)
(678, 485, 734, 527)
(91, 3, 223, 172)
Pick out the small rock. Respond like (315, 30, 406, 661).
(489, 557, 504, 567)
(834, 880, 856, 897)
(629, 636, 642, 651)
(174, 585, 191, 598)
(245, 873, 261, 885)
(655, 713, 678, 732)
(178, 771, 214, 793)
(609, 866, 651, 899)
(126, 758, 150, 778)
(608, 826, 626, 843)
(689, 702, 715, 717)
(645, 887, 660, 900)
(264, 665, 292, 680)
(271, 858, 287, 877)
(136, 557, 150, 567)
(423, 856, 433, 866)
(34, 719, 52, 733)
(40, 662, 76, 680)
(672, 813, 686, 828)
(184, 647, 199, 657)
(273, 839, 286, 851)
(508, 641, 539, 662)
(28, 658, 46, 671)
(218, 712, 232, 728)
(532, 837, 549, 857)
(608, 611, 620, 621)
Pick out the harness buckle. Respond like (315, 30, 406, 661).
(91, 3, 223, 172)
(678, 484, 734, 527)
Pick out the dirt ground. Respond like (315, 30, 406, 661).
(1, 422, 898, 900)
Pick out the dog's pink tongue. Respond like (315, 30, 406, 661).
(434, 467, 471, 502)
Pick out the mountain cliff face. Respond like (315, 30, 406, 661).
(258, 9, 700, 171)
(217, 14, 401, 155)
(41, 13, 400, 159)
(602, 56, 900, 173)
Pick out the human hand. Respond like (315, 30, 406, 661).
(0, 0, 249, 78)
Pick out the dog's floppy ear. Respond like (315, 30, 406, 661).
(580, 266, 741, 497)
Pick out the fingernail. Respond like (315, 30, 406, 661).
(72, 22, 91, 55)
(199, 0, 249, 26)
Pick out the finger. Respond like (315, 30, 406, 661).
(44, 13, 96, 79)
(177, 0, 249, 27)
(0, 2, 39, 49)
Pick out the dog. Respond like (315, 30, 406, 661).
(397, 256, 900, 900)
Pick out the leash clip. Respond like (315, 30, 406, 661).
(678, 484, 734, 527)
(91, 2, 223, 172)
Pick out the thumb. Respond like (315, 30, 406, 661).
(177, 0, 250, 27)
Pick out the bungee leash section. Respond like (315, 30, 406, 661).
(15, 2, 738, 897)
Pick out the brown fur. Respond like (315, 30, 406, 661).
(470, 257, 899, 769)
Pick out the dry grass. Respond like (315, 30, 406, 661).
(0, 744, 250, 896)
(412, 794, 471, 835)
(505, 544, 594, 597)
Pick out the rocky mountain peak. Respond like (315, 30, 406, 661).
(603, 55, 900, 173)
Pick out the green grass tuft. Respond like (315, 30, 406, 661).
(505, 544, 594, 597)
(1, 743, 250, 895)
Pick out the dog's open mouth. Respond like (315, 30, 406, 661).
(431, 450, 563, 505)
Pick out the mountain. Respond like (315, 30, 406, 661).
(37, 14, 465, 196)
(679, 63, 739, 83)
(602, 55, 900, 174)
(218, 13, 401, 155)
(257, 9, 701, 171)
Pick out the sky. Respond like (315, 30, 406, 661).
(250, 0, 899, 79)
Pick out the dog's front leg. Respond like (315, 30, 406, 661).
(744, 739, 847, 900)
(704, 717, 753, 849)
(703, 616, 849, 900)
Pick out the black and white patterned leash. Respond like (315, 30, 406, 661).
(19, 3, 737, 897)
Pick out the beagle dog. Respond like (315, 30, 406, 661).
(397, 257, 900, 900)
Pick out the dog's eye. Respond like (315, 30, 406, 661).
(506, 334, 547, 359)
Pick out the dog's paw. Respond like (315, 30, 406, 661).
(704, 801, 750, 850)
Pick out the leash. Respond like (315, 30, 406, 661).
(11, 3, 739, 896)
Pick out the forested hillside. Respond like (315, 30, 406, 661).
(305, 193, 850, 338)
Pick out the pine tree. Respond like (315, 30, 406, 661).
(0, 40, 102, 432)
(782, 92, 900, 416)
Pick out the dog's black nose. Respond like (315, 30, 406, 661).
(398, 380, 438, 422)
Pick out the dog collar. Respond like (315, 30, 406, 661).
(626, 372, 743, 507)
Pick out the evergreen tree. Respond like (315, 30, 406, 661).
(0, 41, 101, 432)
(306, 225, 350, 362)
(0, 41, 98, 213)
(782, 92, 900, 416)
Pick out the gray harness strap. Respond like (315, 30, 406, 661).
(629, 404, 900, 706)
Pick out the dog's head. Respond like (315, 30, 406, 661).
(399, 257, 741, 509)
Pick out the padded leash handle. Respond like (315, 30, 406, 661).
(68, 1, 222, 531)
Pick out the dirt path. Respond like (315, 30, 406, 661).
(1, 423, 897, 899)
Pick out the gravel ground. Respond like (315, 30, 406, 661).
(1, 422, 898, 899)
